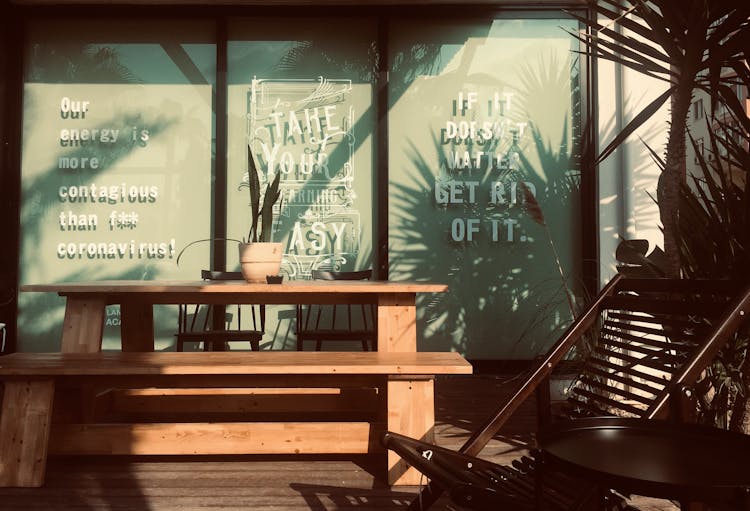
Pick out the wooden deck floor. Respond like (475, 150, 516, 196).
(0, 374, 678, 510)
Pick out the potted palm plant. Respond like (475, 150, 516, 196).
(568, 0, 749, 277)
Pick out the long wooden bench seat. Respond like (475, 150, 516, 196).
(0, 351, 471, 488)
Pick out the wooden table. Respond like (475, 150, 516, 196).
(18, 280, 453, 486)
(21, 280, 447, 353)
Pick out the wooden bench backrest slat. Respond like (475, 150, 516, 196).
(582, 364, 663, 396)
(601, 335, 692, 358)
(584, 357, 669, 386)
(606, 312, 714, 336)
(602, 319, 702, 343)
(570, 387, 646, 417)
(565, 396, 610, 417)
(602, 323, 699, 348)
(576, 375, 654, 405)
(601, 335, 686, 361)
(613, 278, 741, 294)
(0, 351, 472, 376)
(565, 279, 747, 420)
(601, 296, 729, 316)
(593, 345, 676, 373)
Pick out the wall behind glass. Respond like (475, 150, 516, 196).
(389, 17, 582, 359)
(226, 18, 377, 349)
(19, 20, 215, 351)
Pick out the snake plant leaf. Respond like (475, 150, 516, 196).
(247, 146, 261, 242)
(259, 171, 282, 243)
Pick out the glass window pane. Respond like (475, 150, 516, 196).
(227, 19, 377, 280)
(389, 16, 583, 359)
(20, 19, 216, 351)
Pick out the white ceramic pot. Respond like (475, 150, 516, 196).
(238, 242, 283, 283)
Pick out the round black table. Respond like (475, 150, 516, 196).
(537, 417, 750, 510)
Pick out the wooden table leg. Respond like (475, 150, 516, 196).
(120, 300, 154, 352)
(378, 293, 417, 353)
(386, 376, 435, 485)
(61, 296, 106, 353)
(0, 380, 55, 487)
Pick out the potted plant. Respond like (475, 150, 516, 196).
(238, 146, 283, 283)
(176, 145, 283, 283)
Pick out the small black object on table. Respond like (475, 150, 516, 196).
(537, 417, 750, 510)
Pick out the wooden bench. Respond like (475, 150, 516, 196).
(0, 351, 471, 488)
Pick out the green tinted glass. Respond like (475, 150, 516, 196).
(389, 17, 583, 359)
(20, 20, 216, 351)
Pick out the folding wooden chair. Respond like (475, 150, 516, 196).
(383, 275, 750, 510)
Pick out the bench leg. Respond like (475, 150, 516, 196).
(61, 297, 106, 353)
(387, 377, 434, 486)
(0, 379, 55, 487)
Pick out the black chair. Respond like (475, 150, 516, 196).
(175, 270, 265, 352)
(296, 269, 376, 351)
(382, 276, 750, 511)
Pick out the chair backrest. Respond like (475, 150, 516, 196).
(296, 269, 375, 350)
(459, 275, 750, 457)
(310, 269, 373, 281)
(565, 278, 743, 419)
(200, 270, 243, 281)
(176, 270, 265, 351)
(198, 270, 265, 332)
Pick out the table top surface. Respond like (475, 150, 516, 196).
(538, 417, 750, 500)
(21, 279, 448, 294)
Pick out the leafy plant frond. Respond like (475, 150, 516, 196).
(596, 87, 673, 165)
(520, 182, 545, 226)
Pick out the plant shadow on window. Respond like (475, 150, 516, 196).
(388, 49, 586, 359)
(14, 41, 210, 511)
(20, 43, 183, 352)
(252, 37, 378, 272)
